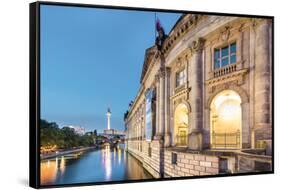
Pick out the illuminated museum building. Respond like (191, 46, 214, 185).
(124, 15, 272, 177)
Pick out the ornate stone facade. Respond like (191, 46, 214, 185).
(125, 14, 272, 178)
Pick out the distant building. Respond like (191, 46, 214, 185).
(66, 125, 86, 136)
(104, 129, 125, 136)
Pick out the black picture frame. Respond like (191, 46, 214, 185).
(29, 1, 274, 189)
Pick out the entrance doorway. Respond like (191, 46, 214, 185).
(174, 103, 189, 146)
(210, 90, 242, 149)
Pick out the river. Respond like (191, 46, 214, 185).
(40, 144, 153, 185)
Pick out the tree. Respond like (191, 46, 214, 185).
(93, 129, 97, 136)
(40, 119, 96, 151)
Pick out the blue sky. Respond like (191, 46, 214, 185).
(40, 5, 181, 132)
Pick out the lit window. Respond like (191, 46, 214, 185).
(176, 69, 186, 87)
(214, 42, 236, 69)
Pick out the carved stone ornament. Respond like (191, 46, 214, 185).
(220, 26, 231, 41)
(175, 57, 184, 68)
(174, 96, 186, 107)
(251, 18, 270, 31)
(154, 73, 160, 83)
(238, 23, 245, 32)
(158, 67, 166, 78)
(165, 67, 171, 76)
(251, 18, 259, 30)
(189, 38, 205, 54)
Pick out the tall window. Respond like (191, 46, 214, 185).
(175, 69, 186, 87)
(145, 89, 153, 141)
(214, 42, 236, 69)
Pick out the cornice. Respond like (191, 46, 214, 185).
(141, 51, 160, 84)
(162, 14, 206, 57)
(126, 86, 145, 121)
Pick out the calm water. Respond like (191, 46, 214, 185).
(40, 145, 153, 185)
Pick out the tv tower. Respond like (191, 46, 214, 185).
(106, 108, 111, 130)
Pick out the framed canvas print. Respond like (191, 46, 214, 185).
(29, 1, 274, 188)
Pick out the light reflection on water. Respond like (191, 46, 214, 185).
(40, 145, 152, 185)
(102, 145, 112, 180)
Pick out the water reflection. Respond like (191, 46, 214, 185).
(102, 145, 112, 180)
(40, 156, 66, 184)
(60, 156, 65, 173)
(40, 144, 152, 185)
(118, 147, 121, 165)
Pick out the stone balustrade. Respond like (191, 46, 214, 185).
(213, 64, 237, 78)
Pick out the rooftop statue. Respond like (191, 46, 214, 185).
(155, 19, 167, 51)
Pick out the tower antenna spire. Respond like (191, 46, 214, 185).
(106, 107, 111, 130)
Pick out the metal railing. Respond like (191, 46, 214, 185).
(211, 130, 240, 149)
(176, 135, 188, 146)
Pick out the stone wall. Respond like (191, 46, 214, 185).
(127, 140, 162, 178)
(141, 140, 162, 178)
(164, 150, 219, 177)
(127, 140, 143, 162)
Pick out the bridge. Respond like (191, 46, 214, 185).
(99, 135, 125, 149)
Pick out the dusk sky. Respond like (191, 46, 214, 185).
(40, 5, 181, 132)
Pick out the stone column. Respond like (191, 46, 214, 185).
(154, 55, 166, 140)
(164, 67, 171, 147)
(155, 67, 165, 140)
(154, 74, 160, 139)
(253, 19, 272, 153)
(159, 67, 165, 135)
(188, 38, 205, 150)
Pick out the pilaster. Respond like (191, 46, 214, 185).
(253, 19, 272, 152)
(164, 67, 171, 147)
(188, 38, 205, 150)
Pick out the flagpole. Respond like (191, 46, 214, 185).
(154, 12, 157, 40)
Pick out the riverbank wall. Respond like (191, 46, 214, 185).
(126, 140, 220, 178)
(126, 139, 272, 178)
(127, 140, 162, 178)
